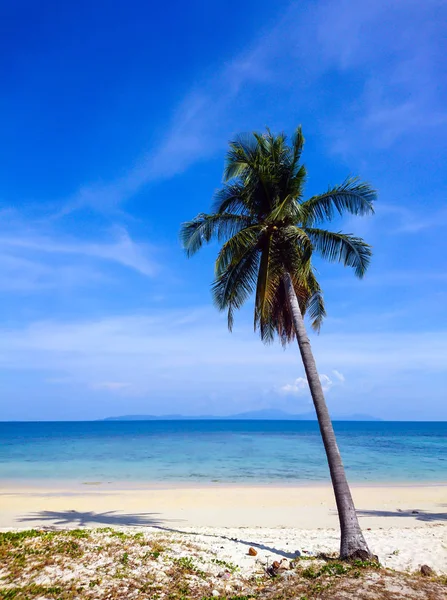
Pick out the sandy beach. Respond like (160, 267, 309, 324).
(1, 481, 446, 574)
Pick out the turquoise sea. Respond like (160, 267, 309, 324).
(0, 421, 446, 484)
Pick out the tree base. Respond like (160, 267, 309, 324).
(343, 548, 379, 563)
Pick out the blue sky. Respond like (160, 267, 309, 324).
(1, 0, 446, 421)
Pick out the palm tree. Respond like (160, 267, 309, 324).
(180, 127, 376, 559)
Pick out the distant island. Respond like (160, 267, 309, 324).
(103, 409, 382, 421)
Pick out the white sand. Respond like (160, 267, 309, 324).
(1, 482, 446, 573)
(163, 525, 447, 575)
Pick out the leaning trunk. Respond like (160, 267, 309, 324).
(283, 272, 371, 559)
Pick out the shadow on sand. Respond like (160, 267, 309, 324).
(19, 509, 171, 528)
(19, 509, 299, 559)
(357, 506, 447, 523)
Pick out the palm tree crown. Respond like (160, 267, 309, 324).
(180, 127, 376, 344)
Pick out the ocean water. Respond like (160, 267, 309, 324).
(0, 421, 446, 484)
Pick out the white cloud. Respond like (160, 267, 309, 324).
(319, 374, 334, 392)
(279, 377, 308, 396)
(279, 370, 345, 396)
(332, 370, 345, 383)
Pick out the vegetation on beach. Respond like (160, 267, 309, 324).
(0, 529, 445, 600)
(180, 127, 376, 558)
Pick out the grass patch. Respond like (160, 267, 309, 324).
(144, 549, 161, 560)
(211, 558, 239, 573)
(94, 527, 128, 540)
(201, 597, 256, 600)
(0, 530, 89, 548)
(1, 529, 445, 600)
(0, 584, 63, 599)
(53, 539, 83, 557)
(174, 556, 207, 578)
(0, 530, 56, 547)
(299, 558, 380, 580)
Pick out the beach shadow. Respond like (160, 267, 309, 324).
(18, 510, 181, 528)
(357, 508, 447, 523)
(215, 537, 298, 559)
(19, 509, 298, 559)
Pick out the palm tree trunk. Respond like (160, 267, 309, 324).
(283, 272, 371, 559)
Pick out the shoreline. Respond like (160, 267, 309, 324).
(1, 479, 447, 490)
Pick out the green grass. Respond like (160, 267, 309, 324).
(0, 585, 63, 599)
(174, 556, 206, 578)
(1, 529, 444, 600)
(94, 528, 128, 540)
(201, 597, 256, 600)
(299, 558, 380, 580)
(0, 530, 56, 547)
(53, 540, 83, 557)
(211, 558, 239, 573)
(0, 530, 89, 547)
(144, 549, 161, 559)
(176, 556, 196, 571)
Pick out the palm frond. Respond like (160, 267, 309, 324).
(289, 126, 305, 173)
(259, 285, 284, 345)
(212, 246, 260, 331)
(180, 213, 252, 257)
(300, 177, 376, 225)
(266, 193, 301, 224)
(304, 268, 326, 332)
(215, 225, 262, 277)
(255, 236, 272, 323)
(223, 134, 259, 181)
(211, 183, 251, 215)
(287, 163, 307, 197)
(281, 226, 312, 264)
(268, 276, 297, 347)
(307, 289, 326, 332)
(254, 234, 285, 340)
(306, 228, 372, 278)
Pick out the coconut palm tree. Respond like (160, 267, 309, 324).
(180, 127, 376, 559)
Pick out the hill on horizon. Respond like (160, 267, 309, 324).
(103, 409, 382, 422)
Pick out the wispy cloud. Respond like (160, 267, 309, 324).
(374, 204, 447, 234)
(332, 370, 345, 383)
(1, 310, 446, 395)
(0, 216, 157, 292)
(58, 0, 446, 215)
(62, 31, 280, 214)
(321, 0, 447, 155)
(1, 302, 446, 419)
(2, 228, 156, 276)
(0, 253, 109, 292)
